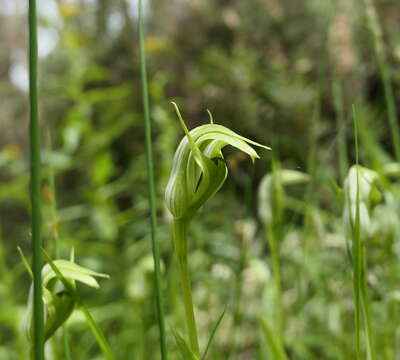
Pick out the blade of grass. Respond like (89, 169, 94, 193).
(201, 309, 226, 360)
(17, 246, 34, 280)
(42, 249, 115, 360)
(269, 156, 284, 340)
(138, 1, 168, 359)
(352, 106, 376, 360)
(47, 131, 72, 360)
(172, 329, 199, 360)
(363, 0, 400, 162)
(28, 0, 44, 358)
(333, 78, 348, 181)
(260, 316, 288, 360)
(46, 131, 60, 258)
(351, 107, 362, 359)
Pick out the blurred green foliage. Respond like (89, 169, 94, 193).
(1, 0, 400, 359)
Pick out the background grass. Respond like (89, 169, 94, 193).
(1, 0, 400, 359)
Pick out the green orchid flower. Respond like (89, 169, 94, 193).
(165, 102, 270, 221)
(24, 255, 109, 343)
(165, 102, 269, 357)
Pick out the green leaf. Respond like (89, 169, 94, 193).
(172, 328, 200, 360)
(260, 316, 288, 360)
(201, 309, 226, 360)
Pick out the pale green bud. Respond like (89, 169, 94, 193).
(343, 165, 379, 236)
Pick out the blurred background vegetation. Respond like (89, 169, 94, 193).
(1, 0, 400, 359)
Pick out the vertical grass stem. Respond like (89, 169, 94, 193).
(28, 0, 44, 358)
(364, 0, 400, 162)
(138, 1, 168, 358)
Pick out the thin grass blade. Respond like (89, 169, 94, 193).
(201, 309, 226, 360)
(138, 0, 168, 358)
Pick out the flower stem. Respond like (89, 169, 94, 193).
(28, 0, 44, 358)
(267, 225, 284, 340)
(173, 219, 200, 356)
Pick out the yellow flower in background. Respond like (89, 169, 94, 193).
(145, 36, 165, 53)
(58, 3, 80, 19)
(2, 144, 21, 159)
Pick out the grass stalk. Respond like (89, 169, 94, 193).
(267, 225, 284, 340)
(363, 0, 400, 162)
(269, 158, 284, 340)
(352, 107, 376, 360)
(173, 219, 200, 357)
(47, 132, 72, 360)
(138, 0, 168, 359)
(201, 309, 226, 360)
(260, 316, 288, 360)
(332, 78, 348, 181)
(28, 0, 44, 358)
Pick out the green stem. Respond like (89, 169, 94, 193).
(260, 316, 288, 360)
(361, 245, 375, 360)
(62, 327, 72, 360)
(78, 306, 115, 360)
(332, 78, 348, 181)
(267, 225, 284, 340)
(352, 205, 362, 359)
(47, 131, 72, 360)
(352, 112, 362, 359)
(173, 219, 200, 356)
(29, 0, 44, 358)
(138, 1, 168, 359)
(352, 108, 375, 359)
(364, 0, 400, 162)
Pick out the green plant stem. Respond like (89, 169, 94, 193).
(352, 108, 376, 360)
(268, 159, 284, 340)
(361, 245, 375, 360)
(267, 225, 284, 340)
(201, 309, 226, 360)
(78, 306, 115, 360)
(260, 316, 288, 360)
(138, 1, 168, 359)
(352, 198, 362, 360)
(29, 0, 44, 358)
(62, 328, 71, 360)
(364, 0, 400, 162)
(173, 219, 200, 357)
(332, 78, 348, 181)
(47, 132, 72, 360)
(352, 111, 363, 359)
